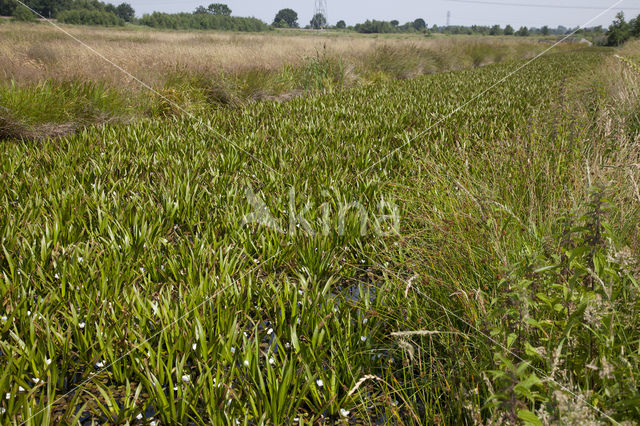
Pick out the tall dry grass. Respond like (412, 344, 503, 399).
(0, 22, 571, 91)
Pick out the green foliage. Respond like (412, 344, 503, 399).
(273, 8, 298, 28)
(114, 2, 133, 21)
(57, 8, 123, 26)
(11, 4, 36, 21)
(335, 19, 346, 29)
(0, 0, 136, 21)
(139, 11, 268, 31)
(412, 18, 426, 31)
(0, 41, 638, 425)
(516, 26, 530, 36)
(504, 24, 515, 35)
(489, 24, 502, 35)
(207, 3, 230, 16)
(607, 12, 632, 46)
(310, 12, 326, 30)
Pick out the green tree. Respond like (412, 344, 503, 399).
(515, 26, 529, 36)
(489, 24, 502, 35)
(12, 4, 36, 21)
(606, 12, 631, 46)
(541, 25, 549, 35)
(631, 14, 640, 37)
(390, 19, 399, 27)
(273, 8, 297, 28)
(208, 3, 231, 16)
(504, 24, 514, 35)
(413, 18, 426, 31)
(336, 19, 346, 29)
(0, 0, 17, 16)
(310, 12, 326, 29)
(115, 2, 134, 21)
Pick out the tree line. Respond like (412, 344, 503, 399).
(0, 0, 134, 25)
(2, 1, 639, 47)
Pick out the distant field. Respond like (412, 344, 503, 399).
(1, 22, 640, 425)
(0, 22, 580, 140)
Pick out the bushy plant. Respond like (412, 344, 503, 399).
(12, 4, 36, 21)
(57, 8, 124, 26)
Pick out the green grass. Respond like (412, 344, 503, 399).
(0, 47, 639, 425)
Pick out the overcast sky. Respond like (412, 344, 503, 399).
(124, 1, 639, 29)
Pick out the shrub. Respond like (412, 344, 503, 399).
(57, 9, 124, 26)
(12, 4, 37, 22)
(139, 12, 268, 31)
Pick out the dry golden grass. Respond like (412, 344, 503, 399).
(0, 21, 569, 91)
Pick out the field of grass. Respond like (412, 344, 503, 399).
(1, 22, 640, 425)
(0, 22, 580, 141)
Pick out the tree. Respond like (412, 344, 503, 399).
(541, 25, 549, 35)
(504, 24, 514, 35)
(194, 5, 207, 14)
(515, 26, 529, 36)
(208, 3, 231, 16)
(115, 3, 134, 21)
(606, 12, 631, 46)
(489, 24, 501, 35)
(336, 20, 346, 29)
(390, 19, 399, 27)
(631, 15, 640, 37)
(310, 13, 326, 29)
(413, 18, 426, 31)
(273, 8, 298, 28)
(12, 4, 36, 21)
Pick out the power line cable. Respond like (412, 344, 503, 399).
(446, 0, 640, 11)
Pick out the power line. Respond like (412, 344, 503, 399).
(446, 0, 640, 11)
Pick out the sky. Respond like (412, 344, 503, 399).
(124, 0, 640, 29)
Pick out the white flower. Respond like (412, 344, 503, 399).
(181, 374, 190, 384)
(362, 318, 368, 324)
(230, 347, 236, 354)
(32, 378, 40, 384)
(26, 311, 31, 316)
(173, 385, 178, 391)
(243, 360, 249, 367)
(285, 342, 291, 349)
(340, 408, 350, 417)
(267, 328, 273, 335)
(5, 393, 10, 399)
(296, 318, 301, 325)
(1, 315, 7, 322)
(78, 322, 85, 329)
(316, 379, 323, 387)
(149, 421, 157, 426)
(95, 361, 104, 369)
(54, 274, 59, 280)
(78, 257, 83, 263)
(136, 413, 143, 420)
(44, 358, 52, 366)
(360, 336, 367, 342)
(269, 357, 275, 365)
(0, 407, 5, 414)
(192, 343, 197, 351)
(18, 386, 25, 392)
